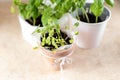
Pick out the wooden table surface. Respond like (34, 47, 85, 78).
(0, 1, 120, 80)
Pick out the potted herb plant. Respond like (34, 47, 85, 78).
(11, 0, 46, 47)
(70, 0, 114, 48)
(32, 0, 80, 71)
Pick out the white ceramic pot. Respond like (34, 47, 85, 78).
(18, 16, 40, 47)
(70, 4, 111, 49)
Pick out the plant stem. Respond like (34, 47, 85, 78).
(96, 16, 98, 23)
(29, 18, 33, 24)
(33, 19, 36, 26)
(76, 7, 80, 20)
(81, 7, 90, 23)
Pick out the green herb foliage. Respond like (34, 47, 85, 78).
(90, 0, 104, 23)
(32, 0, 76, 50)
(105, 0, 114, 7)
(38, 5, 73, 50)
(11, 0, 44, 26)
(90, 0, 114, 23)
(38, 0, 87, 50)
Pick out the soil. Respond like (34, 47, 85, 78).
(79, 13, 103, 23)
(26, 15, 43, 26)
(41, 30, 72, 50)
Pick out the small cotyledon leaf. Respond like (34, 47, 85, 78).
(74, 22, 79, 27)
(65, 26, 69, 29)
(69, 39, 74, 43)
(33, 47, 38, 50)
(10, 6, 15, 13)
(74, 31, 79, 35)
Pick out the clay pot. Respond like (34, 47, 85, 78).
(39, 43, 75, 71)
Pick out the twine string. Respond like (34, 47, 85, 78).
(55, 57, 72, 80)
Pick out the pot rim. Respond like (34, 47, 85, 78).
(72, 6, 111, 25)
(18, 15, 38, 27)
(79, 6, 111, 25)
(39, 42, 75, 59)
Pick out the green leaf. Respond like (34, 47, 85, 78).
(18, 3, 27, 19)
(34, 0, 42, 7)
(31, 6, 39, 19)
(32, 28, 41, 34)
(42, 37, 46, 46)
(61, 39, 65, 46)
(10, 6, 15, 13)
(90, 0, 104, 22)
(105, 0, 114, 7)
(46, 37, 51, 45)
(36, 29, 41, 33)
(41, 28, 46, 35)
(74, 22, 79, 27)
(65, 26, 69, 29)
(29, 0, 35, 5)
(33, 47, 38, 50)
(49, 29, 54, 36)
(55, 24, 60, 33)
(42, 6, 52, 26)
(74, 31, 79, 35)
(90, 0, 104, 17)
(77, 0, 86, 8)
(52, 37, 58, 49)
(13, 0, 21, 5)
(69, 39, 74, 44)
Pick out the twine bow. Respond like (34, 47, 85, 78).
(39, 51, 73, 80)
(55, 57, 72, 71)
(54, 57, 72, 80)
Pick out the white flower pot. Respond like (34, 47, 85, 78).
(70, 4, 111, 48)
(18, 16, 40, 47)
